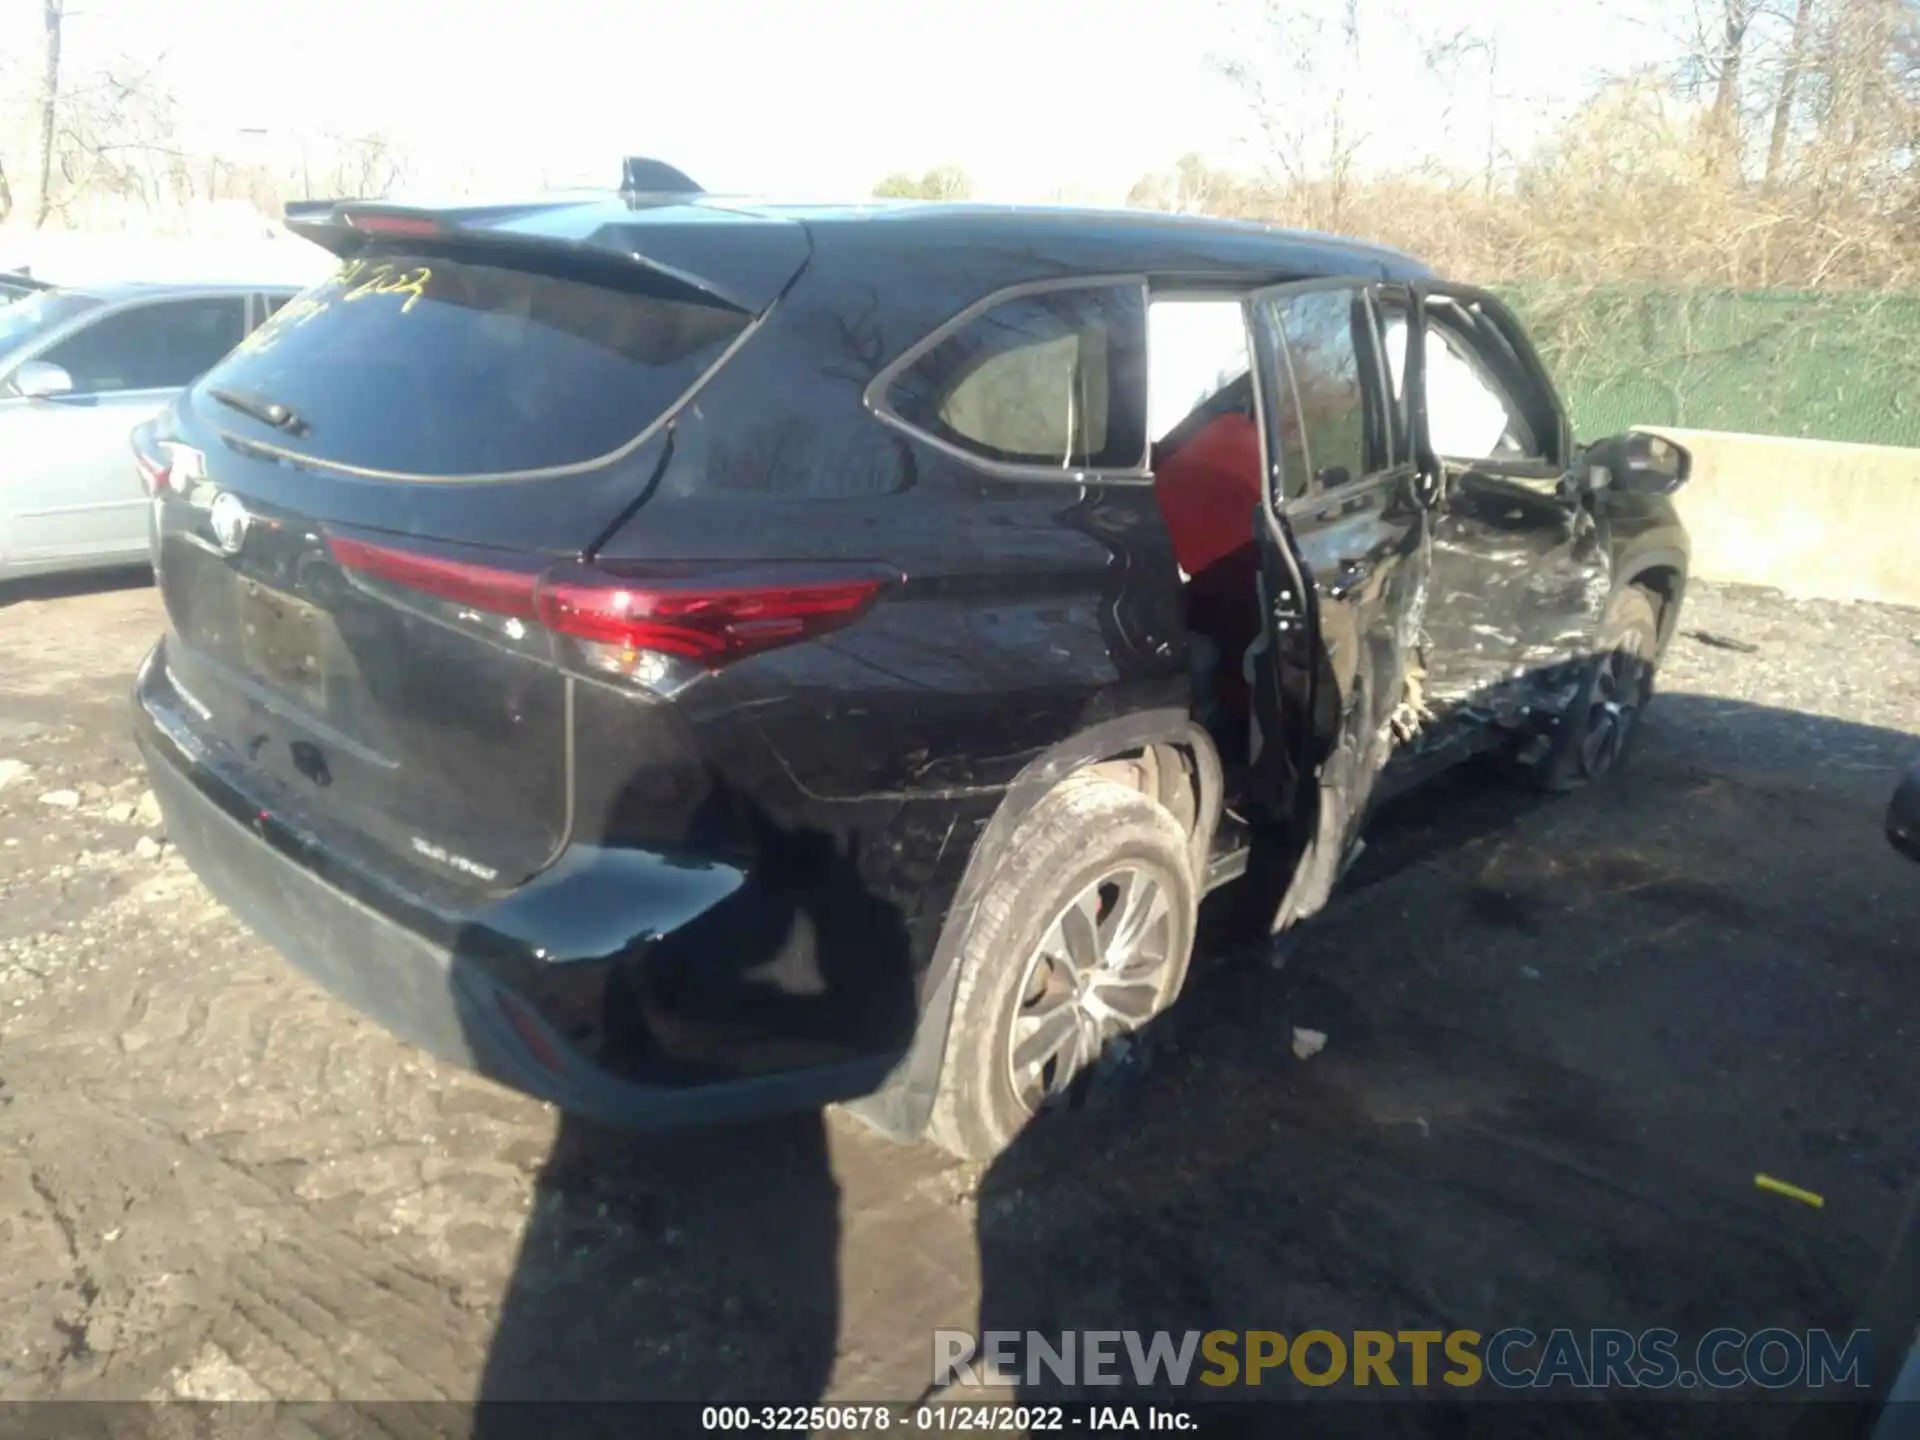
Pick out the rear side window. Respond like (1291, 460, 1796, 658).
(1270, 289, 1370, 489)
(884, 283, 1147, 471)
(1148, 298, 1251, 443)
(196, 251, 751, 478)
(42, 297, 246, 394)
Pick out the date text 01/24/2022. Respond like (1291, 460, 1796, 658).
(699, 1405, 1200, 1431)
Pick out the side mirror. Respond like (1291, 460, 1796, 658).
(1573, 431, 1691, 496)
(1890, 761, 1920, 864)
(11, 359, 74, 400)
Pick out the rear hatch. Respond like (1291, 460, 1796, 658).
(145, 199, 808, 897)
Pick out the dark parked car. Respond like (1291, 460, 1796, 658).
(131, 163, 1691, 1160)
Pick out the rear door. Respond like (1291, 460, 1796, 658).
(7, 295, 246, 565)
(1243, 279, 1433, 932)
(149, 242, 774, 897)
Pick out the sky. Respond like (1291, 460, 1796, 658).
(17, 0, 1678, 204)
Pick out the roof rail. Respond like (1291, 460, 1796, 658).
(620, 157, 702, 196)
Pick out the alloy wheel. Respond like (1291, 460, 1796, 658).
(1004, 863, 1181, 1112)
(1578, 642, 1650, 779)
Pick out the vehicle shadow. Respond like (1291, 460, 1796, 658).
(457, 784, 920, 1423)
(446, 677, 1920, 1435)
(968, 693, 1920, 1437)
(0, 564, 152, 608)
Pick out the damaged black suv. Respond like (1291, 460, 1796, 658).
(132, 161, 1691, 1160)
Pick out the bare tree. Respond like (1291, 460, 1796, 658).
(34, 0, 63, 227)
(1711, 0, 1761, 140)
(40, 62, 193, 224)
(1423, 26, 1506, 197)
(1214, 0, 1373, 230)
(316, 133, 408, 199)
(1765, 0, 1818, 186)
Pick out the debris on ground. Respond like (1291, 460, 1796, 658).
(1291, 1026, 1329, 1061)
(1755, 1173, 1826, 1209)
(0, 758, 30, 791)
(36, 789, 79, 809)
(1684, 629, 1762, 654)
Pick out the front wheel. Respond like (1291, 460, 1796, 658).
(925, 776, 1198, 1162)
(1526, 585, 1661, 793)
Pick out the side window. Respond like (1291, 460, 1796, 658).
(40, 297, 247, 394)
(1374, 294, 1412, 466)
(1265, 288, 1377, 492)
(1147, 298, 1251, 444)
(1264, 334, 1314, 504)
(886, 284, 1147, 470)
(259, 292, 294, 321)
(1380, 303, 1547, 464)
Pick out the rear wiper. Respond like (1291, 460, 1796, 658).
(208, 386, 309, 435)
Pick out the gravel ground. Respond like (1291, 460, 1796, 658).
(0, 572, 1915, 1426)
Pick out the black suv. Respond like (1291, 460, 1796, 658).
(1892, 762, 1920, 862)
(131, 163, 1691, 1160)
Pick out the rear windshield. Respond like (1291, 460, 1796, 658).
(194, 249, 751, 478)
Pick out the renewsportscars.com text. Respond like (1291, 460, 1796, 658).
(935, 1327, 1873, 1392)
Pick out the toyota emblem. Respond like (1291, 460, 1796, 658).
(209, 491, 252, 555)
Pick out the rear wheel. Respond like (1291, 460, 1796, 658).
(925, 777, 1197, 1162)
(1526, 585, 1661, 792)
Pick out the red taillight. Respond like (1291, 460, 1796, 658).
(131, 426, 170, 494)
(329, 536, 892, 683)
(328, 535, 539, 619)
(342, 211, 441, 237)
(535, 565, 887, 663)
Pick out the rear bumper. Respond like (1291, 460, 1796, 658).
(134, 645, 899, 1130)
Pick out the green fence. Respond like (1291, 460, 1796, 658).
(1501, 284, 1920, 449)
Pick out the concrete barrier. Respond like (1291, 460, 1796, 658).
(1644, 427, 1920, 608)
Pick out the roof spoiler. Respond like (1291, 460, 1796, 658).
(620, 157, 701, 197)
(283, 198, 356, 225)
(277, 192, 787, 314)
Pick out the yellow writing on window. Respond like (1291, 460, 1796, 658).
(234, 261, 434, 356)
(336, 259, 432, 314)
(237, 294, 331, 355)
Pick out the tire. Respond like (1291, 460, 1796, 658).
(1526, 584, 1661, 793)
(924, 776, 1198, 1162)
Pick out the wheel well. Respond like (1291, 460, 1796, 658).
(1075, 744, 1205, 879)
(1627, 565, 1685, 650)
(1080, 742, 1205, 844)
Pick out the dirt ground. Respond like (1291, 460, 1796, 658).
(0, 571, 1916, 1425)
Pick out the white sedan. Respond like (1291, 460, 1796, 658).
(0, 279, 297, 582)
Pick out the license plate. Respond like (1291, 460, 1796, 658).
(238, 581, 328, 707)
